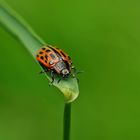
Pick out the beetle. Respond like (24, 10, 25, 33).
(36, 45, 75, 83)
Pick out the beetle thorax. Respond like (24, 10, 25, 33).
(54, 61, 67, 74)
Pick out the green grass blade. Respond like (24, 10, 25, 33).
(0, 2, 79, 103)
(0, 2, 45, 56)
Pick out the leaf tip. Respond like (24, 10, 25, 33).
(54, 77, 79, 103)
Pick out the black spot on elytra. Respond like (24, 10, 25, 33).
(39, 51, 43, 54)
(61, 51, 66, 57)
(40, 56, 44, 60)
(42, 48, 46, 50)
(45, 60, 47, 63)
(46, 49, 51, 53)
(37, 55, 39, 57)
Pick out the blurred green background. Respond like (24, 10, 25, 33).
(0, 0, 140, 140)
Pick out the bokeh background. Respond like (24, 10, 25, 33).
(0, 0, 140, 140)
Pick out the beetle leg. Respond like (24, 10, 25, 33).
(71, 66, 83, 83)
(57, 77, 62, 83)
(76, 77, 79, 83)
(39, 69, 48, 74)
(71, 66, 77, 78)
(76, 70, 84, 74)
(72, 67, 84, 76)
(39, 62, 48, 74)
(49, 70, 55, 86)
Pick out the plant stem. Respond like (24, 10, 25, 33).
(63, 103, 71, 140)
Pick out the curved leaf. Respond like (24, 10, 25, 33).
(0, 2, 79, 103)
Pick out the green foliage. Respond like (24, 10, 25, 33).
(1, 0, 140, 140)
(0, 2, 79, 103)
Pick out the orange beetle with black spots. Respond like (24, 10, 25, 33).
(36, 45, 73, 83)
